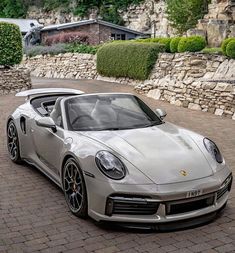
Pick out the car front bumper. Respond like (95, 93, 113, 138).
(85, 166, 232, 225)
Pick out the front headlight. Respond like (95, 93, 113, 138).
(95, 151, 126, 180)
(203, 138, 223, 164)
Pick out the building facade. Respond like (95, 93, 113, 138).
(41, 19, 147, 45)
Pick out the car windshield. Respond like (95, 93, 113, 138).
(64, 94, 162, 131)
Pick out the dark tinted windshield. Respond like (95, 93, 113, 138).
(65, 94, 162, 131)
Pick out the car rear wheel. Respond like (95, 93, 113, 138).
(7, 121, 22, 164)
(63, 158, 88, 218)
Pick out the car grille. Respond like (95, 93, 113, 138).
(217, 174, 233, 201)
(166, 195, 215, 216)
(106, 196, 159, 216)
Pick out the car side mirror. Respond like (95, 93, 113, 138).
(156, 109, 167, 120)
(36, 117, 57, 133)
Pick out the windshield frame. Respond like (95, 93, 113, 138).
(63, 93, 163, 131)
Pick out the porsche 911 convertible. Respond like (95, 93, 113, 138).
(7, 88, 232, 229)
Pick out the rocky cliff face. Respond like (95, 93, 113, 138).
(122, 0, 175, 37)
(27, 6, 82, 26)
(27, 0, 235, 46)
(27, 0, 174, 37)
(190, 0, 235, 47)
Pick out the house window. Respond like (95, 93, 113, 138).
(111, 33, 126, 40)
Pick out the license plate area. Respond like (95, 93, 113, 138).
(166, 194, 215, 215)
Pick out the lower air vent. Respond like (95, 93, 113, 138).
(166, 195, 215, 215)
(106, 196, 159, 216)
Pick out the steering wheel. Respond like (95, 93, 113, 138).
(71, 115, 93, 125)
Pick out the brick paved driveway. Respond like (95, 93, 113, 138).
(0, 78, 235, 253)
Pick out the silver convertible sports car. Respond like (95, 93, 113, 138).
(7, 88, 232, 229)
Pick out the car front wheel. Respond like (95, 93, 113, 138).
(63, 158, 88, 218)
(7, 120, 22, 164)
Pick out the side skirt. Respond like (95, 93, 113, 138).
(23, 158, 62, 189)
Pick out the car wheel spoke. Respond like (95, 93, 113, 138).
(74, 192, 82, 207)
(64, 178, 73, 192)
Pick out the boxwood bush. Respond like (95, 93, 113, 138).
(135, 38, 172, 52)
(221, 37, 235, 55)
(97, 42, 165, 80)
(178, 36, 206, 53)
(201, 47, 223, 55)
(0, 22, 23, 66)
(226, 40, 235, 59)
(170, 37, 181, 53)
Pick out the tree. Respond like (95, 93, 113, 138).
(0, 0, 28, 18)
(0, 22, 23, 66)
(166, 0, 205, 35)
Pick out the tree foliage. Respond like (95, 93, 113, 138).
(166, 0, 205, 35)
(0, 0, 28, 18)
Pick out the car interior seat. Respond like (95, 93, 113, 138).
(50, 97, 64, 127)
(91, 99, 117, 124)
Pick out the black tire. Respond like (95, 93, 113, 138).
(7, 120, 23, 164)
(63, 158, 88, 218)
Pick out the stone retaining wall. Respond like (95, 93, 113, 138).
(22, 53, 97, 80)
(22, 52, 235, 120)
(136, 53, 235, 120)
(0, 67, 32, 95)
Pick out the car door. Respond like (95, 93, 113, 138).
(30, 115, 65, 179)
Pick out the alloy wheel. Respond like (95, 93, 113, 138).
(64, 160, 84, 213)
(7, 122, 19, 161)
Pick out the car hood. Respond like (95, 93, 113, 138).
(81, 123, 213, 185)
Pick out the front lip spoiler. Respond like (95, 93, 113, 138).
(98, 202, 227, 232)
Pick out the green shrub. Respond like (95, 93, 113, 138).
(24, 43, 98, 57)
(66, 43, 99, 55)
(170, 37, 181, 53)
(201, 47, 223, 55)
(226, 40, 235, 59)
(221, 38, 235, 55)
(0, 22, 23, 66)
(157, 38, 172, 53)
(134, 38, 172, 52)
(24, 44, 68, 57)
(178, 36, 206, 53)
(97, 42, 165, 80)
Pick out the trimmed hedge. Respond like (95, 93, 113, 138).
(135, 38, 172, 52)
(97, 42, 165, 80)
(221, 37, 235, 55)
(178, 36, 206, 53)
(201, 47, 223, 55)
(170, 37, 181, 53)
(0, 22, 23, 66)
(226, 40, 235, 59)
